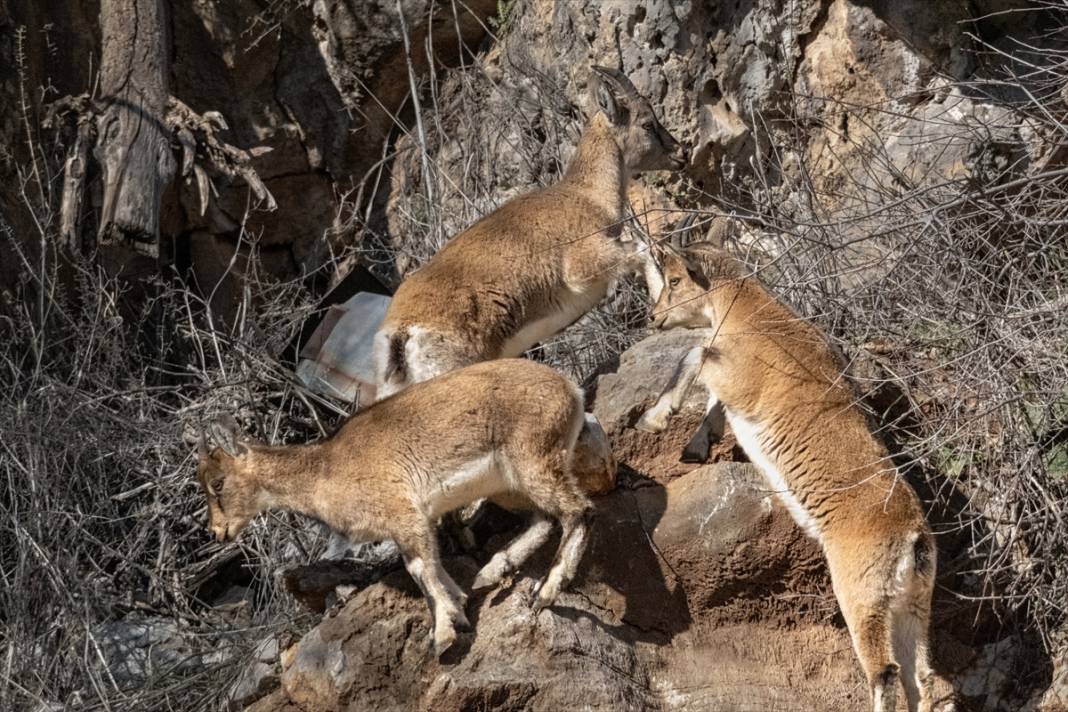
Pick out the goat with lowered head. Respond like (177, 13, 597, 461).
(374, 66, 686, 398)
(636, 242, 937, 712)
(195, 359, 593, 656)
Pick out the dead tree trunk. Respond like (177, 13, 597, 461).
(94, 0, 175, 256)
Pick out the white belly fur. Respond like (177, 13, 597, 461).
(422, 453, 506, 520)
(499, 287, 606, 358)
(727, 412, 823, 542)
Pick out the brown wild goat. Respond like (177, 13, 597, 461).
(196, 359, 593, 656)
(374, 65, 686, 398)
(636, 242, 936, 712)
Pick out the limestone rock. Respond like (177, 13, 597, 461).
(592, 329, 732, 479)
(229, 636, 283, 709)
(250, 462, 835, 712)
(90, 616, 230, 688)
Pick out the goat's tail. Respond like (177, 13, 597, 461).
(911, 529, 936, 580)
(892, 529, 937, 599)
(384, 329, 409, 385)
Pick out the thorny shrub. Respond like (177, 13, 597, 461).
(0, 123, 343, 710)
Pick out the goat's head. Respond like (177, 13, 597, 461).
(651, 247, 711, 329)
(196, 416, 260, 543)
(590, 66, 687, 172)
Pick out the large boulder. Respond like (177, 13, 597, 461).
(250, 462, 841, 712)
(592, 329, 732, 480)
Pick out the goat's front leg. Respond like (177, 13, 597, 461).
(636, 241, 665, 303)
(437, 561, 468, 607)
(472, 514, 553, 591)
(680, 394, 725, 463)
(614, 235, 665, 303)
(400, 533, 471, 656)
(533, 509, 593, 612)
(636, 345, 707, 433)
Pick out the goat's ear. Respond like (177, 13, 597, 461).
(590, 66, 629, 125)
(207, 476, 224, 496)
(662, 249, 709, 290)
(209, 415, 249, 458)
(593, 80, 622, 124)
(683, 256, 711, 290)
(197, 427, 210, 458)
(184, 423, 211, 457)
(659, 246, 687, 272)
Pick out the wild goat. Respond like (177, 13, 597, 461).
(195, 359, 593, 656)
(635, 243, 936, 712)
(374, 65, 686, 399)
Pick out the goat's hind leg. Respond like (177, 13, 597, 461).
(406, 331, 475, 384)
(473, 514, 554, 591)
(840, 595, 899, 712)
(533, 508, 592, 612)
(892, 584, 935, 712)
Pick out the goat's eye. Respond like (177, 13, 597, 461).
(669, 277, 681, 288)
(209, 477, 224, 496)
(642, 120, 655, 131)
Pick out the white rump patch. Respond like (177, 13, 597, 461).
(404, 326, 454, 385)
(728, 413, 823, 542)
(891, 531, 919, 597)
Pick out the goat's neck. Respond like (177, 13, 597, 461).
(246, 442, 337, 519)
(707, 278, 769, 335)
(562, 114, 627, 219)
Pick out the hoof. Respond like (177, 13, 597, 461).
(531, 579, 559, 613)
(433, 628, 457, 658)
(635, 410, 668, 434)
(452, 610, 472, 633)
(472, 554, 508, 591)
(680, 444, 708, 464)
(471, 573, 497, 591)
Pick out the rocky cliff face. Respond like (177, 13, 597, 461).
(383, 0, 1046, 275)
(254, 465, 843, 712)
(248, 330, 844, 711)
(1, 0, 1046, 305)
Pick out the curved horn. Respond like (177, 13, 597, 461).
(590, 65, 641, 102)
(672, 213, 698, 250)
